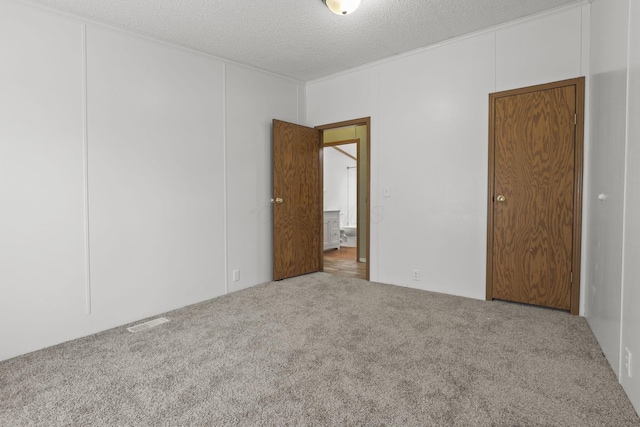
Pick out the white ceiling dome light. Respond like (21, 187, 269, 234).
(322, 0, 361, 15)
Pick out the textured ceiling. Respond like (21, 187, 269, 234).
(30, 0, 581, 81)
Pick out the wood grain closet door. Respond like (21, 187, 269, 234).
(490, 83, 577, 310)
(272, 119, 321, 281)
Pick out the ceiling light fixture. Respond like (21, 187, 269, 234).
(322, 0, 361, 15)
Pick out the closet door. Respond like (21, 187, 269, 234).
(486, 78, 584, 314)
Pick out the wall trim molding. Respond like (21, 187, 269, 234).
(308, 0, 590, 85)
(4, 0, 305, 85)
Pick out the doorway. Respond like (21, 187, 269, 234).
(271, 118, 370, 282)
(486, 77, 584, 314)
(317, 119, 370, 281)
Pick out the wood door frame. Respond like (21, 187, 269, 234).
(326, 140, 359, 161)
(316, 117, 371, 281)
(485, 77, 585, 315)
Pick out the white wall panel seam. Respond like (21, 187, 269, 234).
(81, 22, 92, 315)
(223, 62, 229, 295)
(619, 0, 632, 382)
(579, 3, 591, 316)
(494, 32, 497, 91)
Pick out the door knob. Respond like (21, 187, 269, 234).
(271, 197, 283, 204)
(496, 195, 506, 203)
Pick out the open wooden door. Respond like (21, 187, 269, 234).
(272, 119, 322, 281)
(486, 78, 584, 314)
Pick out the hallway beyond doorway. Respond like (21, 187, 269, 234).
(323, 247, 366, 279)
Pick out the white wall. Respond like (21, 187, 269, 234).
(585, 0, 630, 378)
(86, 26, 226, 329)
(621, 0, 640, 411)
(225, 64, 302, 293)
(495, 7, 582, 92)
(0, 0, 87, 360)
(585, 0, 640, 414)
(0, 0, 302, 361)
(307, 5, 587, 300)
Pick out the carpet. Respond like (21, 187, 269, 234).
(1, 272, 638, 426)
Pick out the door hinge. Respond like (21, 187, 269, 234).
(574, 114, 577, 125)
(570, 271, 573, 283)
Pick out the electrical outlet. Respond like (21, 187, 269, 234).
(232, 269, 240, 282)
(625, 347, 632, 377)
(413, 269, 420, 281)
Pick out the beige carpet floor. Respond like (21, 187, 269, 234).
(1, 272, 638, 426)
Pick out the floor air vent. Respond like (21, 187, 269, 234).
(127, 317, 169, 333)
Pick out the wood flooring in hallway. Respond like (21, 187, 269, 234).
(323, 246, 366, 279)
